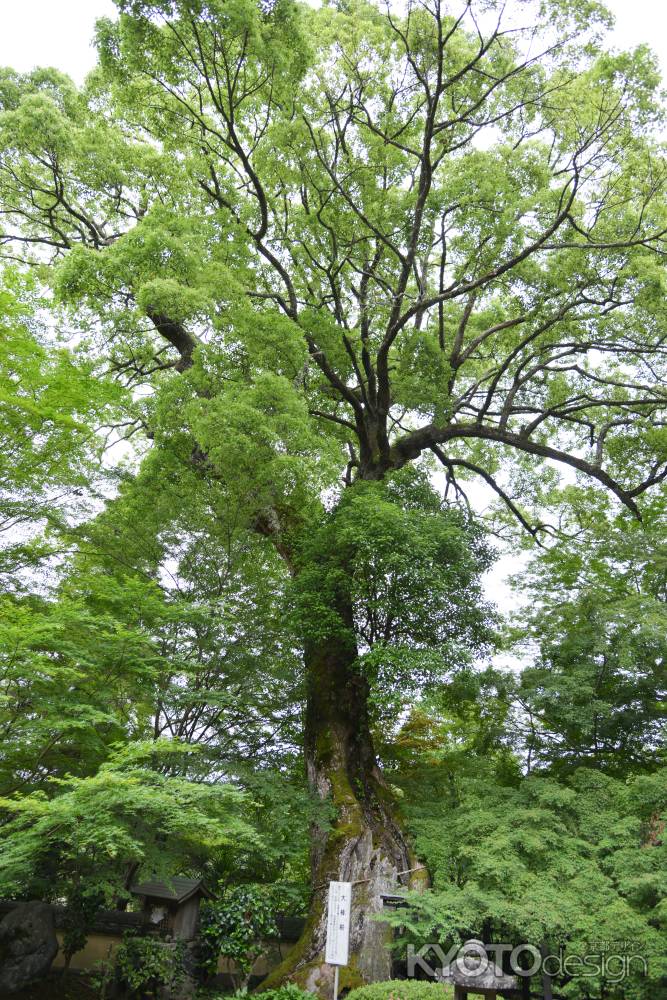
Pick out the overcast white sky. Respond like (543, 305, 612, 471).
(0, 0, 661, 622)
(0, 0, 666, 83)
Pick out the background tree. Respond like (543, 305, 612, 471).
(1, 0, 667, 987)
(0, 740, 257, 969)
(513, 516, 667, 775)
(0, 268, 123, 592)
(384, 752, 667, 1000)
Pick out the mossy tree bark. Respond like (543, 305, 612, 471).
(261, 589, 422, 994)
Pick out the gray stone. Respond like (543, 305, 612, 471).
(438, 939, 518, 994)
(0, 902, 59, 994)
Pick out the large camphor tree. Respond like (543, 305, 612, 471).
(1, 0, 667, 988)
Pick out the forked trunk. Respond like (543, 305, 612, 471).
(261, 595, 425, 994)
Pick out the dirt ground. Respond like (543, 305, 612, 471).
(8, 972, 99, 1000)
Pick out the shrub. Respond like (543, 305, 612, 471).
(115, 933, 185, 999)
(346, 981, 454, 1000)
(197, 990, 313, 1000)
(199, 885, 279, 989)
(256, 986, 316, 1000)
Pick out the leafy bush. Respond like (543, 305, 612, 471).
(347, 982, 454, 1000)
(256, 985, 316, 1000)
(115, 933, 185, 999)
(195, 989, 314, 1000)
(199, 884, 279, 988)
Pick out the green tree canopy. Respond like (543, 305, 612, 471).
(387, 753, 667, 1000)
(1, 0, 667, 990)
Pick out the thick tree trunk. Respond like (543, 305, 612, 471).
(261, 595, 425, 994)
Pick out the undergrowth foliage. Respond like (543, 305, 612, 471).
(199, 885, 279, 988)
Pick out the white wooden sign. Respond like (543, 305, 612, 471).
(325, 880, 352, 966)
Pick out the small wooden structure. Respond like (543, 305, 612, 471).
(379, 894, 409, 910)
(438, 939, 517, 999)
(130, 877, 211, 941)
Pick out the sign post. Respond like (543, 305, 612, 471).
(325, 881, 352, 1000)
